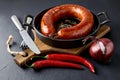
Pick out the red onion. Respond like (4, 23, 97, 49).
(89, 38, 114, 63)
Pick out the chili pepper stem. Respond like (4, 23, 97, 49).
(25, 63, 34, 68)
(25, 55, 48, 68)
(44, 55, 48, 59)
(31, 56, 47, 60)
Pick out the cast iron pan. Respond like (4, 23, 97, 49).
(33, 8, 110, 48)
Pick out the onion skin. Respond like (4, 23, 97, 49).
(89, 38, 114, 63)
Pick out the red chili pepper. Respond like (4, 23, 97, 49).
(45, 53, 95, 73)
(31, 60, 83, 70)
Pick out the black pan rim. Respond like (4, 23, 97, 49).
(33, 9, 100, 42)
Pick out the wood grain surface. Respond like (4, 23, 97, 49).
(14, 25, 110, 66)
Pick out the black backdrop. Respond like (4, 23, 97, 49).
(0, 0, 120, 80)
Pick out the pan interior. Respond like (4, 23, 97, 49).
(54, 17, 80, 32)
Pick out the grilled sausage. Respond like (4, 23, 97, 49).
(40, 4, 94, 39)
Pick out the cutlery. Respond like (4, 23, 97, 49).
(11, 15, 40, 54)
(20, 15, 33, 49)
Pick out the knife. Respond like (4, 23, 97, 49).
(11, 15, 40, 54)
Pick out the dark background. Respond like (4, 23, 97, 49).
(0, 0, 120, 80)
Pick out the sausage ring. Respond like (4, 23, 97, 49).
(40, 4, 94, 39)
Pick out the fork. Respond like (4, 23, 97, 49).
(20, 15, 33, 49)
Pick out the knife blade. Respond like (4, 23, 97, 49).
(11, 15, 40, 54)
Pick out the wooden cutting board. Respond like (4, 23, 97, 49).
(14, 25, 110, 66)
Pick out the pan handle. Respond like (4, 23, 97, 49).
(97, 12, 111, 25)
(82, 12, 110, 45)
